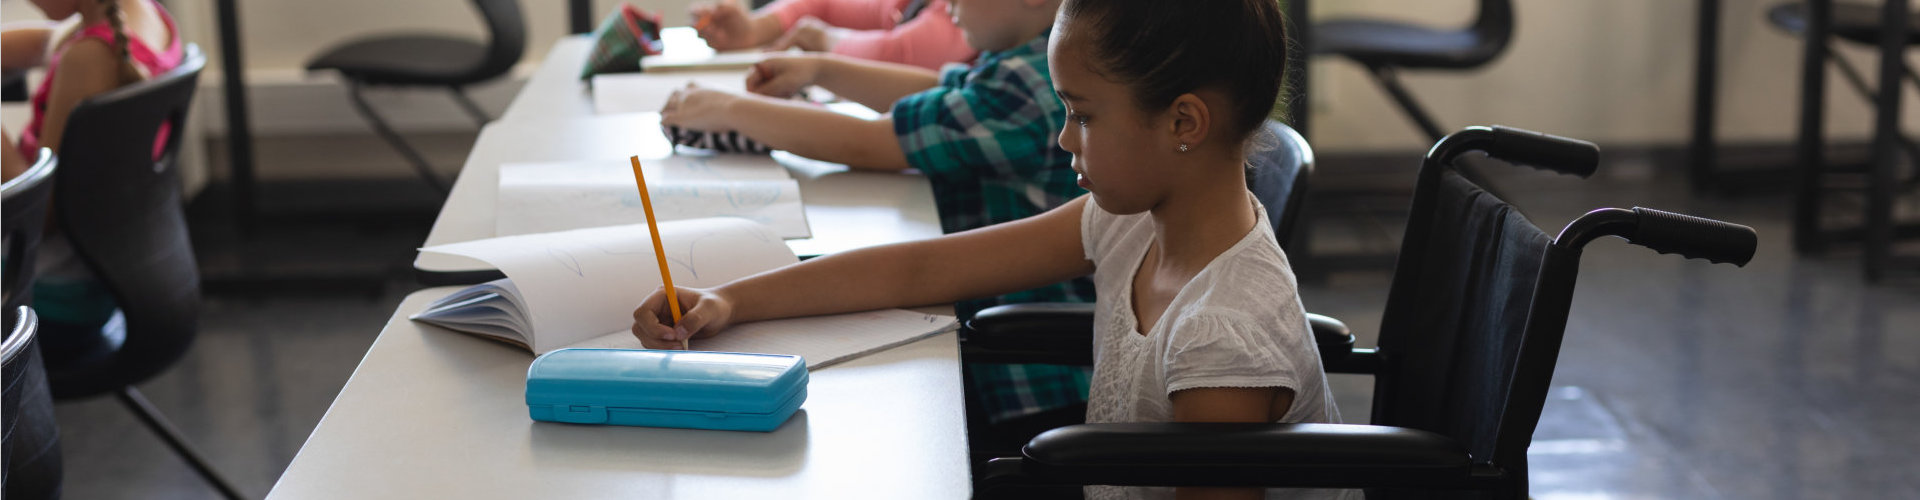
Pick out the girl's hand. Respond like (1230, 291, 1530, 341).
(660, 83, 742, 131)
(744, 54, 825, 98)
(689, 0, 758, 51)
(631, 286, 737, 350)
(764, 16, 842, 53)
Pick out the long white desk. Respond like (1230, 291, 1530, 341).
(412, 112, 943, 282)
(267, 289, 971, 499)
(419, 34, 942, 284)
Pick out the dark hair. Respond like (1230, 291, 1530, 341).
(1058, 0, 1289, 145)
(101, 0, 139, 83)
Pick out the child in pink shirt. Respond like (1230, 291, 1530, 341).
(690, 0, 976, 71)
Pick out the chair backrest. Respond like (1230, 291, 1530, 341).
(45, 44, 204, 397)
(1246, 120, 1314, 252)
(1364, 154, 1556, 499)
(3, 306, 63, 500)
(466, 0, 527, 83)
(1466, 0, 1516, 67)
(2, 150, 57, 328)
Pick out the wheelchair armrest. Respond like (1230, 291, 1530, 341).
(983, 423, 1474, 490)
(962, 303, 1096, 366)
(1306, 313, 1382, 374)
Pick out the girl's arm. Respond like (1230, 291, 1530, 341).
(634, 196, 1095, 348)
(2, 23, 60, 73)
(662, 85, 910, 170)
(826, 1, 977, 72)
(35, 39, 126, 158)
(3, 127, 25, 181)
(1169, 387, 1297, 500)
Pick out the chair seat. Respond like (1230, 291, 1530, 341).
(1769, 2, 1920, 47)
(307, 35, 490, 86)
(1313, 19, 1495, 69)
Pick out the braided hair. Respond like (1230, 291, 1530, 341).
(100, 0, 142, 84)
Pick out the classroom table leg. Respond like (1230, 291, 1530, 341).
(1864, 0, 1909, 282)
(1287, 0, 1311, 137)
(215, 0, 258, 234)
(1689, 0, 1721, 191)
(1793, 0, 1832, 254)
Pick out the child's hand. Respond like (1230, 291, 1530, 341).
(660, 83, 742, 131)
(689, 0, 757, 51)
(744, 55, 824, 98)
(764, 16, 841, 53)
(631, 286, 737, 350)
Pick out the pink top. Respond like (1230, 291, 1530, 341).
(21, 1, 184, 162)
(765, 0, 976, 71)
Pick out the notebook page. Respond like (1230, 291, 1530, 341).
(560, 308, 959, 369)
(498, 161, 809, 238)
(420, 219, 799, 352)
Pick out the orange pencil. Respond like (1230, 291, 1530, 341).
(630, 156, 687, 349)
(694, 12, 712, 32)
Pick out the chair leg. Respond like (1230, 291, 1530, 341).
(448, 86, 492, 128)
(1363, 64, 1508, 199)
(344, 82, 449, 195)
(1364, 64, 1447, 142)
(1828, 49, 1920, 172)
(117, 387, 249, 500)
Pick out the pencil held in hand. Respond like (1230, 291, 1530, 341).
(630, 156, 687, 349)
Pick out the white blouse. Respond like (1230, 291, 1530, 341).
(1079, 195, 1353, 500)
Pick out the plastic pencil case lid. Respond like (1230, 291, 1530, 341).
(526, 348, 807, 432)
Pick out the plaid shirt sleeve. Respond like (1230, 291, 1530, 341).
(890, 56, 1066, 191)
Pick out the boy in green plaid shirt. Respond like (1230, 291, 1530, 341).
(659, 0, 1091, 424)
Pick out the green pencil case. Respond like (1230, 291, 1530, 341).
(526, 348, 807, 432)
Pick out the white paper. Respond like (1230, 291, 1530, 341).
(420, 219, 799, 353)
(639, 51, 767, 73)
(592, 72, 748, 115)
(496, 160, 810, 238)
(561, 308, 959, 370)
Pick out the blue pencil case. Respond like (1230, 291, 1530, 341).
(526, 348, 807, 432)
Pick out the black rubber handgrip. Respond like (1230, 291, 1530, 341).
(1486, 126, 1600, 177)
(1627, 207, 1757, 266)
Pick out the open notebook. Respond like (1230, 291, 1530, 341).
(496, 157, 811, 239)
(410, 218, 956, 369)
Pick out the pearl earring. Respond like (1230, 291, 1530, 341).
(1178, 143, 1189, 153)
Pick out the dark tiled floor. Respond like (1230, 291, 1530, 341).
(35, 148, 1920, 499)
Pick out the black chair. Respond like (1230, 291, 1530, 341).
(971, 127, 1758, 499)
(1312, 0, 1513, 143)
(3, 149, 62, 500)
(40, 45, 247, 500)
(4, 307, 62, 500)
(962, 120, 1317, 459)
(4, 149, 57, 323)
(1770, 1, 1920, 278)
(306, 0, 526, 194)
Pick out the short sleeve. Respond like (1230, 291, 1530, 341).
(889, 56, 1063, 188)
(1162, 311, 1304, 396)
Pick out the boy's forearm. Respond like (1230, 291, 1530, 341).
(724, 96, 910, 170)
(812, 55, 941, 112)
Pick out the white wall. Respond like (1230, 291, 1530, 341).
(5, 0, 1915, 159)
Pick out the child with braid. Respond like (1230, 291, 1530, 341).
(1, 0, 183, 339)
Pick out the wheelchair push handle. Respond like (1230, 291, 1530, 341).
(1485, 126, 1600, 177)
(1627, 207, 1758, 266)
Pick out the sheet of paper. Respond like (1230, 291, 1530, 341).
(496, 159, 810, 238)
(500, 156, 792, 184)
(592, 72, 748, 115)
(640, 51, 767, 73)
(420, 219, 799, 353)
(562, 309, 960, 369)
